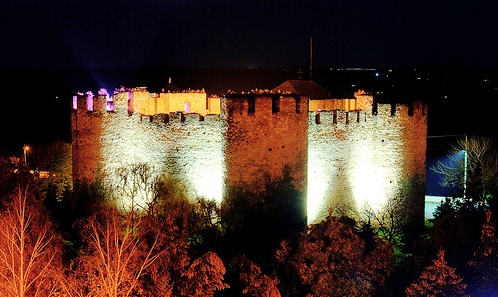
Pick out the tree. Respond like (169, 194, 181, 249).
(428, 136, 496, 272)
(66, 200, 230, 297)
(139, 196, 229, 297)
(405, 249, 468, 297)
(136, 208, 190, 297)
(431, 135, 498, 208)
(361, 191, 416, 261)
(66, 207, 164, 297)
(110, 162, 158, 214)
(428, 197, 486, 270)
(0, 184, 64, 297)
(186, 197, 225, 258)
(467, 209, 498, 296)
(179, 251, 230, 297)
(31, 141, 73, 202)
(232, 255, 281, 297)
(220, 167, 306, 265)
(0, 156, 21, 196)
(273, 215, 393, 297)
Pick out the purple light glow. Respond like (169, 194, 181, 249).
(86, 91, 94, 111)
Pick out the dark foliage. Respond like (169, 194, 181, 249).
(220, 167, 306, 267)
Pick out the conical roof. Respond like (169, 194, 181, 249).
(272, 80, 333, 99)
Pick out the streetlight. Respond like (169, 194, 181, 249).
(23, 145, 29, 164)
(462, 149, 468, 198)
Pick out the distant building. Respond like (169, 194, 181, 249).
(273, 80, 333, 99)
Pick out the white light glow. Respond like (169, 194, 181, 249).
(114, 180, 154, 214)
(99, 102, 223, 208)
(349, 141, 401, 212)
(307, 118, 405, 225)
(307, 149, 329, 224)
(187, 161, 223, 203)
(350, 146, 387, 211)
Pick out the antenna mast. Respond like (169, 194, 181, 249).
(309, 37, 313, 81)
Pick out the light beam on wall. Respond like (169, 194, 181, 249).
(97, 92, 224, 208)
(350, 144, 388, 211)
(186, 160, 223, 203)
(307, 149, 329, 224)
(350, 140, 402, 213)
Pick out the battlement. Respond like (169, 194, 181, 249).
(222, 92, 308, 117)
(309, 90, 374, 112)
(72, 87, 221, 117)
(313, 101, 427, 125)
(140, 112, 220, 124)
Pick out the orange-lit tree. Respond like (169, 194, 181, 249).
(232, 255, 281, 297)
(136, 211, 189, 296)
(467, 209, 498, 296)
(0, 185, 64, 297)
(274, 215, 393, 297)
(178, 251, 229, 297)
(65, 200, 229, 297)
(405, 249, 468, 297)
(64, 207, 165, 297)
(138, 197, 229, 297)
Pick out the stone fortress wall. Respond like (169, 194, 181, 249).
(308, 92, 427, 222)
(71, 84, 427, 224)
(71, 88, 224, 203)
(222, 92, 309, 205)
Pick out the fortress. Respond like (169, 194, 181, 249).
(71, 80, 427, 224)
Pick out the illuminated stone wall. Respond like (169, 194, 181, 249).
(71, 92, 105, 183)
(72, 87, 427, 225)
(72, 89, 224, 204)
(222, 93, 309, 198)
(307, 100, 427, 224)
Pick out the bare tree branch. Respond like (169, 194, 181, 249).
(0, 185, 63, 297)
(430, 135, 498, 203)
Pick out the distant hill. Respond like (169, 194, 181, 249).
(2, 66, 497, 155)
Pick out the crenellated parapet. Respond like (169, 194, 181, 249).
(312, 100, 427, 126)
(309, 89, 374, 113)
(222, 91, 307, 118)
(72, 87, 221, 117)
(132, 87, 219, 116)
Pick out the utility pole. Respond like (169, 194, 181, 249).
(309, 37, 313, 81)
(23, 145, 29, 164)
(463, 134, 468, 198)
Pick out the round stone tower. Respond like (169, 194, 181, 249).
(222, 92, 309, 211)
(71, 91, 107, 185)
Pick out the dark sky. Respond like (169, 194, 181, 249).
(2, 0, 498, 70)
(1, 0, 498, 155)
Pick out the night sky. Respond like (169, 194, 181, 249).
(1, 0, 498, 154)
(2, 0, 497, 70)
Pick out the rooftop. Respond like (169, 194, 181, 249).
(272, 80, 334, 99)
